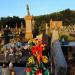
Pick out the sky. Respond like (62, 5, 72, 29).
(0, 0, 75, 18)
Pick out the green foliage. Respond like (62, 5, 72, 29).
(60, 35, 68, 41)
(67, 35, 75, 41)
(0, 16, 24, 28)
(59, 32, 75, 42)
(34, 9, 75, 26)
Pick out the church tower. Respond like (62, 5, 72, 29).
(24, 3, 33, 40)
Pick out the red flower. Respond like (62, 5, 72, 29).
(32, 45, 43, 56)
(31, 46, 36, 54)
(25, 68, 32, 72)
(37, 45, 43, 51)
(36, 45, 43, 57)
(35, 69, 42, 75)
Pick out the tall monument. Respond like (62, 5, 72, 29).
(24, 3, 33, 40)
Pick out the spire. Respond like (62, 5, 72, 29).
(27, 4, 30, 16)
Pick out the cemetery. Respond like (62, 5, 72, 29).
(0, 1, 75, 75)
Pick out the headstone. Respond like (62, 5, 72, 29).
(50, 20, 62, 31)
(46, 23, 49, 34)
(9, 62, 13, 70)
(9, 62, 16, 75)
(2, 64, 10, 75)
(3, 26, 11, 44)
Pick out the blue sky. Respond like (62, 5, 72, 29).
(0, 0, 75, 18)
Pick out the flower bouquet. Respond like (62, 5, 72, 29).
(23, 37, 51, 75)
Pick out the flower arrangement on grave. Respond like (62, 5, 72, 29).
(24, 37, 51, 75)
